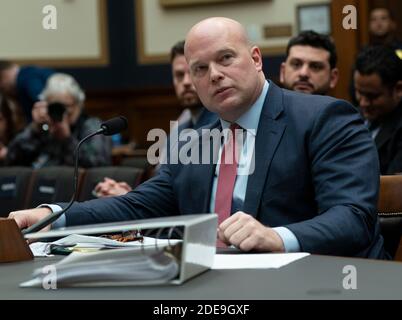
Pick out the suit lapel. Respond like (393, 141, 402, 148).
(242, 82, 286, 218)
(195, 108, 217, 129)
(375, 124, 393, 150)
(375, 105, 402, 149)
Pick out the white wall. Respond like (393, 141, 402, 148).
(139, 0, 330, 61)
(0, 0, 105, 64)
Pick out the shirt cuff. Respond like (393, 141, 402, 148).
(273, 227, 301, 252)
(37, 204, 66, 229)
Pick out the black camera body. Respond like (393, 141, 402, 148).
(47, 102, 66, 122)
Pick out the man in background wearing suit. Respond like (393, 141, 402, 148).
(169, 40, 217, 130)
(280, 30, 338, 95)
(368, 7, 402, 50)
(94, 40, 218, 197)
(354, 45, 402, 174)
(10, 17, 387, 258)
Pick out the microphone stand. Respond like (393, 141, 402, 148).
(0, 129, 104, 263)
(0, 116, 127, 263)
(22, 129, 103, 235)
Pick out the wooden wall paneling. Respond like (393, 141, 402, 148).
(330, 0, 361, 102)
(358, 0, 370, 47)
(85, 88, 181, 147)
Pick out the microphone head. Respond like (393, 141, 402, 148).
(100, 116, 128, 136)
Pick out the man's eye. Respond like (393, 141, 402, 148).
(194, 65, 207, 75)
(357, 91, 380, 101)
(290, 61, 302, 68)
(310, 63, 324, 71)
(367, 94, 380, 100)
(175, 73, 184, 80)
(222, 54, 232, 60)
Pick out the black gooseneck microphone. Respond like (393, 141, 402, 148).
(22, 116, 128, 235)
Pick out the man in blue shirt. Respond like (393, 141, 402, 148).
(9, 18, 387, 258)
(0, 60, 54, 122)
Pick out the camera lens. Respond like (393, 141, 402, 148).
(47, 102, 66, 122)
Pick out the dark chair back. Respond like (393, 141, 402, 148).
(0, 167, 33, 217)
(378, 175, 402, 260)
(25, 166, 84, 208)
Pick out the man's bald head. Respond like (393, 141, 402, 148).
(185, 17, 250, 57)
(183, 17, 265, 122)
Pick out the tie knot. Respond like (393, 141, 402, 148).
(230, 123, 241, 132)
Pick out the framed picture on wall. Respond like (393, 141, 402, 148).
(296, 3, 331, 35)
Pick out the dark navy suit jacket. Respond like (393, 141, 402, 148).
(178, 107, 217, 131)
(62, 82, 387, 258)
(197, 108, 218, 128)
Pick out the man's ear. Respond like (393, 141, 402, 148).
(250, 46, 263, 71)
(390, 20, 397, 32)
(279, 62, 286, 84)
(330, 68, 339, 89)
(393, 80, 402, 101)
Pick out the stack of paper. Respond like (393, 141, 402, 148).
(30, 234, 181, 257)
(21, 245, 180, 287)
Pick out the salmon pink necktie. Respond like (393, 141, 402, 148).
(215, 123, 241, 247)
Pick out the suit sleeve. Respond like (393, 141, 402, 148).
(285, 100, 381, 256)
(63, 165, 179, 226)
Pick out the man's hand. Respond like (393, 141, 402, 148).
(218, 211, 285, 252)
(94, 177, 132, 197)
(0, 143, 7, 161)
(8, 208, 53, 232)
(31, 101, 50, 131)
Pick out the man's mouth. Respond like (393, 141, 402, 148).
(182, 91, 197, 98)
(214, 87, 231, 96)
(361, 107, 375, 115)
(294, 82, 314, 90)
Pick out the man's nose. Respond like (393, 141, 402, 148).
(359, 95, 371, 108)
(183, 72, 192, 87)
(210, 63, 224, 83)
(299, 64, 311, 77)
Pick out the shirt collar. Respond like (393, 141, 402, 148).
(220, 80, 269, 136)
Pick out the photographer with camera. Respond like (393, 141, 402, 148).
(5, 73, 112, 168)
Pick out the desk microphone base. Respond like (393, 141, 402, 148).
(0, 219, 33, 263)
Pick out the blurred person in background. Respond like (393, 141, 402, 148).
(369, 7, 402, 50)
(354, 45, 402, 174)
(0, 60, 54, 122)
(6, 73, 112, 168)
